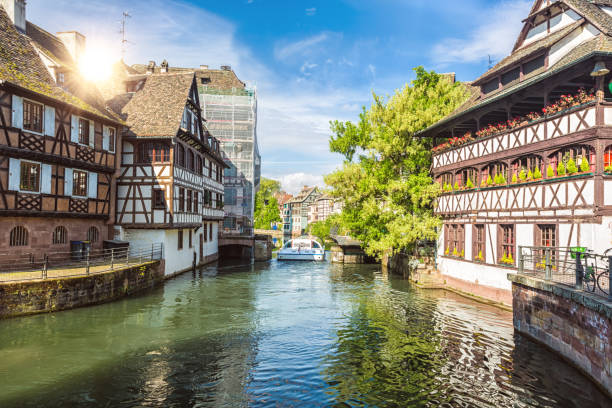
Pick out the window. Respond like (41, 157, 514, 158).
(177, 144, 185, 168)
(444, 224, 464, 257)
(187, 190, 193, 213)
(187, 150, 194, 171)
(56, 72, 65, 85)
(196, 156, 202, 175)
(73, 170, 88, 197)
(437, 172, 454, 188)
(203, 224, 208, 242)
(87, 226, 99, 243)
(537, 224, 557, 247)
(153, 189, 165, 209)
(20, 161, 40, 192)
(189, 229, 193, 248)
(201, 77, 211, 84)
(9, 226, 28, 247)
(140, 143, 170, 163)
(52, 226, 67, 245)
(78, 118, 89, 145)
(473, 224, 486, 261)
(501, 67, 520, 86)
(549, 145, 595, 173)
(178, 187, 185, 211)
(178, 230, 183, 250)
(108, 127, 116, 153)
(523, 54, 546, 76)
(481, 162, 508, 185)
(511, 155, 543, 179)
(23, 100, 43, 133)
(605, 146, 612, 171)
(483, 78, 499, 94)
(457, 168, 478, 188)
(499, 224, 515, 264)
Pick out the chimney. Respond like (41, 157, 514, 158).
(221, 65, 231, 71)
(199, 64, 208, 70)
(160, 59, 169, 73)
(146, 60, 156, 74)
(1, 0, 26, 33)
(56, 31, 86, 63)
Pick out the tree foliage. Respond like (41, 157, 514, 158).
(325, 67, 469, 258)
(254, 178, 282, 229)
(306, 215, 345, 248)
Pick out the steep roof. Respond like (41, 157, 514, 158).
(0, 8, 120, 123)
(288, 187, 319, 204)
(120, 73, 195, 138)
(130, 64, 246, 90)
(422, 0, 612, 135)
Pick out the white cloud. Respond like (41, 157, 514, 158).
(430, 0, 532, 65)
(274, 32, 335, 61)
(275, 173, 326, 194)
(305, 7, 317, 16)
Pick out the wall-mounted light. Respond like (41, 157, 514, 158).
(590, 61, 610, 77)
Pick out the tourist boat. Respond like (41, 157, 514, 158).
(277, 238, 325, 261)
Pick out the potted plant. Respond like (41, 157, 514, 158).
(547, 164, 555, 178)
(557, 161, 566, 176)
(454, 181, 461, 191)
(445, 247, 450, 256)
(452, 247, 459, 257)
(580, 157, 590, 173)
(527, 169, 533, 181)
(533, 166, 542, 180)
(475, 251, 484, 262)
(605, 165, 612, 174)
(465, 178, 474, 189)
(486, 174, 493, 187)
(511, 173, 518, 184)
(567, 158, 578, 175)
(519, 169, 527, 182)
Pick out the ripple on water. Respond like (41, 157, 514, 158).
(0, 261, 609, 407)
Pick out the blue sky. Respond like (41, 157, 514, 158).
(28, 0, 533, 193)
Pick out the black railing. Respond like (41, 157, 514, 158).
(0, 243, 163, 283)
(518, 246, 611, 301)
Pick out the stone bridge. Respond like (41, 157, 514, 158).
(329, 235, 374, 264)
(218, 234, 273, 261)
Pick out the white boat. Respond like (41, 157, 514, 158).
(277, 238, 325, 261)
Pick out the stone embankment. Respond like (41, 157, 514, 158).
(509, 274, 612, 396)
(0, 260, 164, 319)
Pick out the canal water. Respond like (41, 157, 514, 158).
(0, 259, 610, 407)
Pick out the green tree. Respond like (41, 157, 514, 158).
(306, 215, 344, 248)
(325, 67, 469, 258)
(254, 178, 282, 229)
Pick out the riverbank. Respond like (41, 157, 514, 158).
(0, 260, 164, 319)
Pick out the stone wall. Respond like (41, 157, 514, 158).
(0, 260, 164, 319)
(254, 235, 272, 262)
(509, 274, 612, 396)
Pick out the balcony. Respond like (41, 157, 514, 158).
(432, 102, 606, 170)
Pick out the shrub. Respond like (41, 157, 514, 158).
(519, 169, 527, 181)
(580, 157, 590, 173)
(445, 247, 449, 255)
(454, 181, 460, 190)
(507, 252, 514, 265)
(466, 178, 474, 189)
(527, 169, 533, 180)
(533, 166, 542, 180)
(511, 173, 518, 183)
(606, 165, 612, 173)
(499, 174, 507, 184)
(452, 247, 459, 257)
(494, 173, 500, 184)
(486, 174, 493, 186)
(475, 250, 484, 262)
(481, 178, 486, 187)
(547, 165, 555, 178)
(567, 158, 578, 174)
(557, 162, 566, 176)
(460, 249, 464, 258)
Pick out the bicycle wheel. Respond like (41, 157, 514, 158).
(596, 271, 609, 296)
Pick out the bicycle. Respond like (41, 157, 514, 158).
(582, 251, 609, 296)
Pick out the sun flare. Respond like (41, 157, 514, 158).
(78, 45, 117, 82)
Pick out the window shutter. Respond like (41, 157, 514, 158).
(70, 115, 79, 143)
(41, 164, 52, 194)
(64, 168, 73, 196)
(11, 95, 23, 128)
(102, 126, 109, 150)
(89, 121, 95, 148)
(8, 158, 20, 191)
(88, 172, 98, 199)
(44, 106, 55, 137)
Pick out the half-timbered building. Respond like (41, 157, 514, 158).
(0, 1, 123, 255)
(107, 70, 226, 275)
(422, 0, 612, 304)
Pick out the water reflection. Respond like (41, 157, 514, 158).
(0, 260, 609, 407)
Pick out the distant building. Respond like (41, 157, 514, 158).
(307, 194, 342, 224)
(288, 186, 320, 237)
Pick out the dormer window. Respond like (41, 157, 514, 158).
(56, 72, 65, 85)
(523, 55, 546, 76)
(501, 67, 520, 87)
(482, 78, 499, 94)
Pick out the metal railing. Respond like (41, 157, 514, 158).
(0, 243, 163, 283)
(518, 246, 611, 301)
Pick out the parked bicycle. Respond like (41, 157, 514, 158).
(581, 250, 609, 296)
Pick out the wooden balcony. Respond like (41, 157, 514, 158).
(435, 173, 601, 221)
(432, 102, 608, 170)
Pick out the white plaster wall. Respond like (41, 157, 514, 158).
(516, 224, 533, 249)
(438, 257, 512, 291)
(524, 9, 581, 47)
(200, 221, 219, 260)
(464, 224, 473, 261)
(580, 218, 612, 254)
(486, 224, 497, 264)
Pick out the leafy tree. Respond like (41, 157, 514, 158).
(325, 67, 469, 257)
(254, 178, 282, 229)
(306, 215, 344, 249)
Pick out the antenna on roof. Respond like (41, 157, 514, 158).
(488, 55, 495, 70)
(120, 11, 132, 60)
